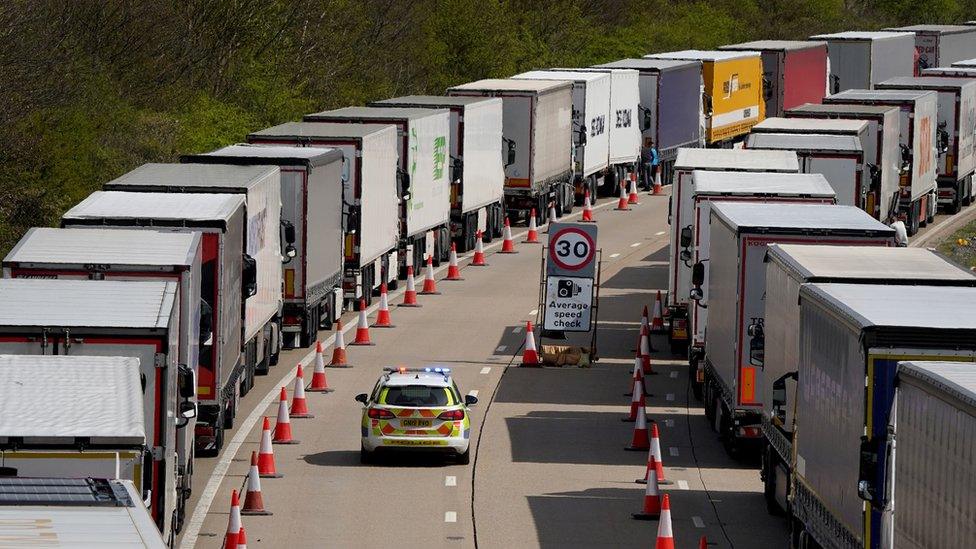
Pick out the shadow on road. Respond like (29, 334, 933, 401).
(303, 449, 459, 468)
(601, 264, 668, 291)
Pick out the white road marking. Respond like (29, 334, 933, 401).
(655, 231, 666, 236)
(664, 419, 675, 428)
(480, 367, 491, 375)
(468, 390, 479, 398)
(630, 242, 641, 247)
(669, 447, 679, 457)
(693, 516, 705, 528)
(669, 371, 678, 378)
(666, 393, 675, 401)
(609, 253, 620, 258)
(445, 511, 458, 523)
(445, 476, 457, 487)
(529, 309, 538, 315)
(512, 326, 523, 334)
(495, 345, 507, 353)
(678, 480, 689, 490)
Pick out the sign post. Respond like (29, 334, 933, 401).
(538, 222, 601, 360)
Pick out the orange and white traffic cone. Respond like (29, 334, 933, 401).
(625, 402, 650, 451)
(628, 173, 640, 205)
(655, 494, 675, 549)
(632, 456, 662, 520)
(420, 255, 440, 295)
(640, 324, 656, 375)
(548, 202, 558, 224)
(623, 377, 647, 422)
(372, 283, 395, 327)
(471, 230, 488, 266)
(633, 304, 650, 353)
(500, 218, 517, 253)
(327, 322, 350, 367)
(257, 417, 282, 477)
(399, 266, 422, 307)
(524, 209, 540, 243)
(615, 180, 631, 211)
(519, 321, 540, 367)
(350, 299, 374, 345)
(237, 526, 249, 549)
(289, 365, 313, 418)
(650, 422, 671, 484)
(637, 438, 655, 484)
(446, 243, 464, 280)
(652, 166, 664, 196)
(581, 191, 595, 222)
(651, 290, 665, 333)
(308, 342, 334, 391)
(625, 355, 651, 397)
(241, 451, 272, 515)
(225, 490, 242, 549)
(272, 387, 299, 445)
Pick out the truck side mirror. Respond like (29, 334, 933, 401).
(281, 220, 297, 263)
(679, 226, 693, 249)
(900, 143, 912, 174)
(703, 94, 713, 118)
(830, 74, 840, 94)
(747, 319, 764, 368)
(691, 261, 705, 287)
(857, 435, 879, 504)
(398, 168, 412, 200)
(177, 363, 196, 399)
(198, 299, 213, 346)
(242, 254, 257, 299)
(641, 108, 651, 132)
(937, 123, 949, 154)
(577, 126, 587, 146)
(176, 401, 197, 428)
(504, 138, 517, 167)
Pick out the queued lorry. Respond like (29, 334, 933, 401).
(756, 244, 976, 523)
(447, 79, 574, 223)
(787, 283, 976, 549)
(667, 148, 800, 358)
(876, 76, 976, 213)
(0, 477, 165, 548)
(512, 70, 612, 198)
(370, 95, 506, 252)
(645, 50, 766, 146)
(824, 89, 939, 235)
(810, 31, 916, 92)
(0, 279, 196, 542)
(61, 192, 246, 457)
(785, 102, 903, 222)
(182, 145, 344, 347)
(302, 107, 451, 274)
(592, 58, 704, 186)
(697, 204, 895, 454)
(247, 122, 400, 307)
(887, 24, 976, 71)
(718, 40, 829, 117)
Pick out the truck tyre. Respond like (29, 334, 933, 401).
(720, 410, 738, 457)
(269, 319, 282, 366)
(907, 202, 920, 236)
(948, 190, 961, 214)
(703, 382, 715, 424)
(300, 306, 319, 349)
(763, 444, 784, 515)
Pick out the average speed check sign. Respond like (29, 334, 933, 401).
(546, 222, 597, 278)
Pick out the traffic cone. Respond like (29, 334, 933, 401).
(581, 191, 595, 222)
(628, 173, 640, 205)
(625, 355, 650, 397)
(699, 536, 708, 549)
(652, 166, 664, 196)
(651, 290, 665, 333)
(308, 342, 334, 391)
(289, 365, 313, 418)
(548, 202, 558, 224)
(637, 438, 654, 484)
(237, 526, 248, 549)
(471, 230, 488, 266)
(225, 490, 242, 549)
(272, 387, 299, 445)
(519, 321, 541, 367)
(399, 266, 423, 307)
(350, 299, 374, 345)
(640, 324, 656, 375)
(615, 181, 631, 211)
(500, 218, 517, 253)
(625, 402, 650, 451)
(622, 377, 647, 422)
(655, 494, 675, 549)
(632, 305, 650, 353)
(524, 209, 540, 243)
(650, 422, 671, 484)
(241, 451, 272, 515)
(420, 255, 440, 295)
(327, 322, 350, 367)
(632, 456, 662, 520)
(372, 283, 395, 327)
(446, 243, 464, 280)
(257, 417, 282, 477)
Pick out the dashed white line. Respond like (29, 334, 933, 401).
(669, 447, 679, 457)
(609, 253, 620, 258)
(664, 419, 675, 428)
(692, 516, 705, 528)
(630, 242, 641, 247)
(512, 326, 523, 334)
(655, 231, 666, 236)
(666, 393, 675, 401)
(529, 309, 538, 315)
(677, 480, 689, 490)
(445, 476, 457, 487)
(495, 345, 507, 353)
(468, 390, 479, 398)
(445, 511, 458, 523)
(669, 371, 678, 379)
(480, 367, 491, 375)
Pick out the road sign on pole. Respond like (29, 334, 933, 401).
(543, 276, 593, 331)
(541, 222, 599, 337)
(546, 223, 598, 278)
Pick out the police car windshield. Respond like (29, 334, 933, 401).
(383, 385, 451, 407)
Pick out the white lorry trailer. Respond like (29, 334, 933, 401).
(61, 192, 246, 457)
(447, 79, 574, 224)
(667, 148, 800, 358)
(246, 122, 400, 308)
(0, 477, 165, 548)
(370, 96, 506, 252)
(699, 204, 895, 455)
(824, 89, 939, 236)
(302, 107, 451, 274)
(809, 31, 916, 92)
(785, 103, 904, 222)
(886, 24, 976, 71)
(0, 280, 194, 542)
(876, 76, 976, 213)
(758, 245, 976, 519)
(182, 145, 344, 346)
(788, 283, 976, 549)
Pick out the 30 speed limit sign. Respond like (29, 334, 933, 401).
(547, 223, 597, 278)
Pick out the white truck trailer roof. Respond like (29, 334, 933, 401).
(64, 191, 245, 223)
(811, 31, 915, 41)
(747, 132, 862, 153)
(249, 121, 396, 140)
(5, 228, 198, 268)
(448, 78, 572, 94)
(767, 244, 976, 283)
(753, 117, 868, 134)
(104, 162, 278, 192)
(693, 171, 835, 197)
(800, 283, 976, 330)
(674, 148, 799, 172)
(897, 360, 976, 411)
(189, 143, 343, 166)
(647, 49, 759, 62)
(712, 202, 892, 234)
(720, 40, 826, 51)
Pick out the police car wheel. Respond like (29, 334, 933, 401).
(360, 444, 373, 465)
(457, 448, 470, 465)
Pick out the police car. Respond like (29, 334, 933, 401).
(356, 367, 477, 464)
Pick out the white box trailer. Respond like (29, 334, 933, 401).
(303, 107, 451, 273)
(667, 148, 799, 356)
(103, 163, 283, 375)
(877, 76, 976, 212)
(887, 24, 976, 71)
(447, 79, 574, 223)
(0, 477, 165, 548)
(884, 361, 976, 549)
(182, 145, 344, 346)
(702, 204, 894, 454)
(824, 89, 939, 235)
(512, 70, 612, 196)
(759, 245, 976, 516)
(789, 283, 976, 549)
(810, 31, 916, 92)
(785, 102, 904, 221)
(247, 122, 400, 306)
(61, 191, 246, 458)
(369, 95, 506, 252)
(0, 279, 191, 541)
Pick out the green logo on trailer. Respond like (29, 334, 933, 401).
(433, 136, 447, 180)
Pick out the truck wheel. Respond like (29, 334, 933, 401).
(720, 412, 738, 457)
(300, 306, 318, 348)
(926, 194, 936, 224)
(703, 383, 715, 424)
(948, 191, 961, 214)
(763, 445, 784, 515)
(907, 203, 920, 236)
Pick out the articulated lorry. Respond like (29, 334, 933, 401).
(447, 79, 574, 224)
(302, 107, 451, 274)
(887, 24, 976, 71)
(698, 204, 894, 455)
(718, 40, 829, 117)
(0, 280, 196, 542)
(370, 96, 506, 252)
(247, 122, 400, 308)
(810, 31, 916, 92)
(182, 145, 345, 346)
(758, 245, 976, 521)
(62, 192, 246, 457)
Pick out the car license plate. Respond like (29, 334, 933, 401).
(401, 419, 431, 427)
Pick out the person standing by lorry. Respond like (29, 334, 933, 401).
(641, 137, 659, 190)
